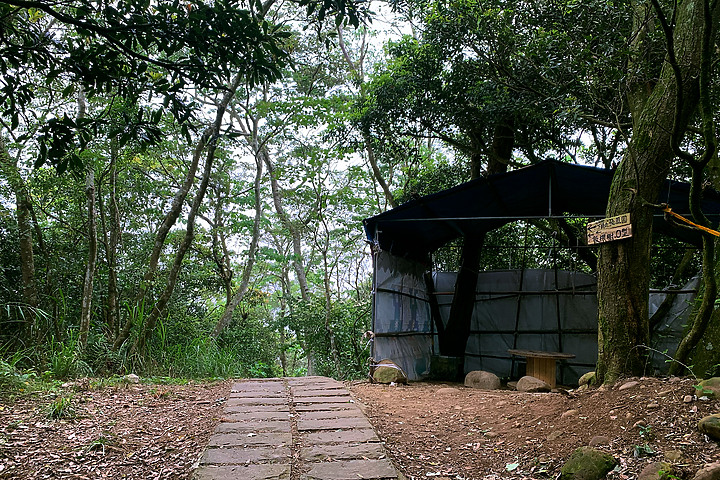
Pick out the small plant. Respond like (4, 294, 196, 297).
(84, 434, 115, 454)
(633, 443, 656, 458)
(0, 359, 35, 392)
(45, 394, 75, 419)
(638, 424, 655, 441)
(693, 384, 714, 397)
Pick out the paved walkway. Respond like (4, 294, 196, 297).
(193, 376, 403, 480)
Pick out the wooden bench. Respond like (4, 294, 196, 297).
(508, 349, 576, 388)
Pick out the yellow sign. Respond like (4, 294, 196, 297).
(587, 214, 632, 245)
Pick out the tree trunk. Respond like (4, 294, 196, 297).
(106, 140, 122, 339)
(0, 136, 39, 335)
(113, 111, 210, 350)
(596, 0, 711, 383)
(438, 128, 512, 358)
(211, 155, 263, 338)
(264, 153, 310, 302)
(78, 159, 98, 350)
(78, 88, 97, 351)
(133, 74, 242, 355)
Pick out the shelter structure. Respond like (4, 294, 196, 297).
(363, 160, 720, 384)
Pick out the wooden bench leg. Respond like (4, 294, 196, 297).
(526, 357, 557, 388)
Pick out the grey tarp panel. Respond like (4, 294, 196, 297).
(435, 270, 598, 385)
(433, 270, 695, 385)
(372, 254, 695, 384)
(372, 251, 433, 380)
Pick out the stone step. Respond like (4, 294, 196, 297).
(194, 377, 401, 480)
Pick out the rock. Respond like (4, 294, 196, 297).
(464, 370, 501, 390)
(588, 436, 610, 447)
(692, 463, 720, 480)
(698, 378, 720, 398)
(560, 446, 617, 480)
(561, 409, 579, 418)
(638, 461, 677, 480)
(633, 420, 648, 429)
(618, 380, 639, 391)
(516, 376, 551, 393)
(684, 395, 695, 403)
(578, 371, 596, 387)
(372, 359, 408, 384)
(436, 387, 459, 395)
(698, 414, 720, 440)
(123, 374, 140, 384)
(664, 450, 684, 463)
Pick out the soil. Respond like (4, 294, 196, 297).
(2, 376, 719, 480)
(349, 376, 720, 479)
(0, 379, 229, 479)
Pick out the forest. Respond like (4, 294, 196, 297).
(1, 0, 720, 389)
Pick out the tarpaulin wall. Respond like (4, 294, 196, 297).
(434, 270, 695, 385)
(435, 270, 599, 385)
(372, 251, 433, 380)
(373, 254, 696, 384)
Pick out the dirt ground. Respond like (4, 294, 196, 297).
(1, 376, 719, 480)
(0, 379, 229, 479)
(349, 377, 720, 479)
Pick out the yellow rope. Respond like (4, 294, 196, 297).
(662, 206, 720, 237)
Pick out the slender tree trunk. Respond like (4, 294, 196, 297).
(113, 113, 211, 350)
(211, 155, 263, 337)
(133, 74, 242, 355)
(78, 89, 97, 351)
(264, 153, 310, 302)
(107, 140, 122, 339)
(0, 136, 39, 336)
(263, 151, 317, 374)
(78, 160, 98, 350)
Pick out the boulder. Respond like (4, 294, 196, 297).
(698, 378, 720, 398)
(560, 446, 617, 480)
(578, 371, 596, 387)
(638, 461, 677, 480)
(698, 414, 720, 440)
(516, 375, 551, 393)
(372, 359, 408, 384)
(692, 463, 720, 480)
(464, 371, 501, 390)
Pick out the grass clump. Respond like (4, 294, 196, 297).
(45, 394, 76, 419)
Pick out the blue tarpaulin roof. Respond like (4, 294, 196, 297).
(363, 160, 720, 261)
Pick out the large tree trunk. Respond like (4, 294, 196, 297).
(596, 0, 710, 383)
(438, 126, 512, 358)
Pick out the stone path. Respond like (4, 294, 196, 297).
(193, 376, 403, 480)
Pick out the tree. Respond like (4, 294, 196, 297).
(596, 0, 719, 383)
